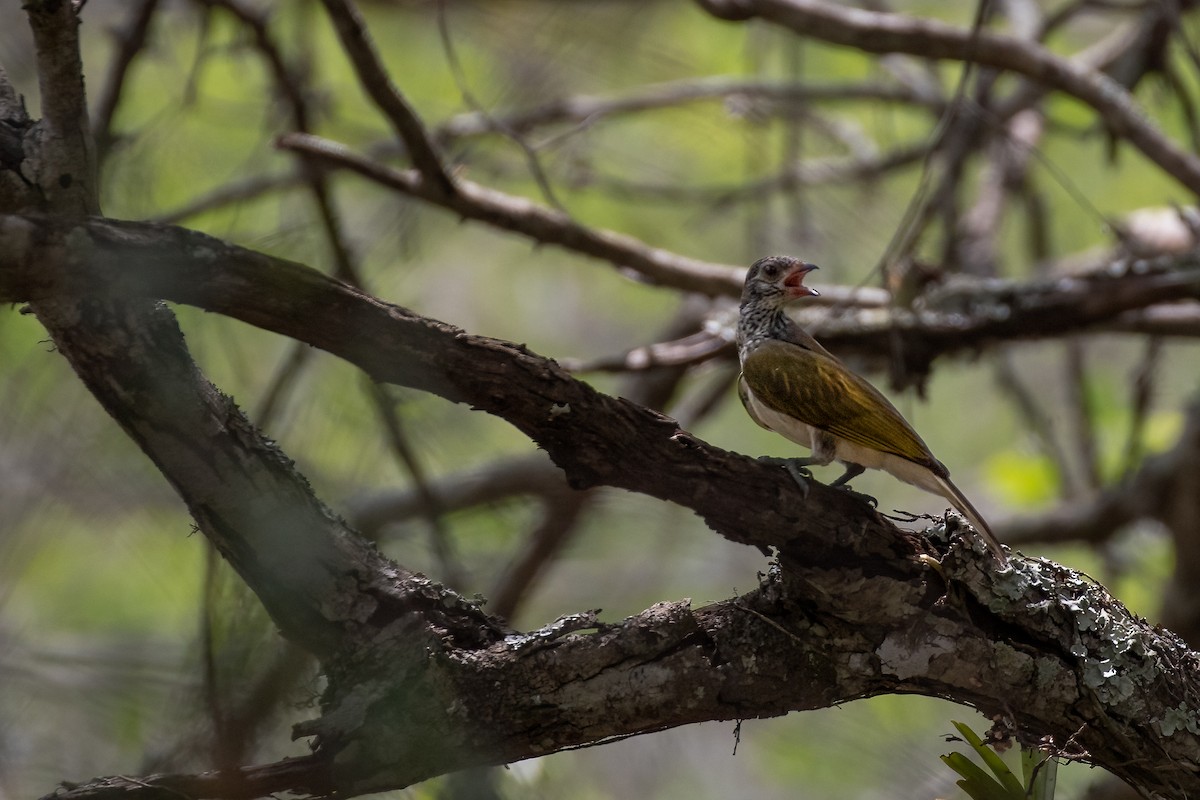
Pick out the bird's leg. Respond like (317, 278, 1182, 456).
(757, 456, 816, 497)
(829, 463, 865, 487)
(830, 462, 878, 507)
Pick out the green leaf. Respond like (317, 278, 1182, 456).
(951, 721, 1027, 797)
(1022, 749, 1059, 800)
(940, 752, 1012, 800)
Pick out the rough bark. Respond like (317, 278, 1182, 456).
(2, 215, 1200, 799)
(9, 4, 1200, 799)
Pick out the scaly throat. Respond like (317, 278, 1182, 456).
(737, 299, 795, 360)
(734, 289, 801, 347)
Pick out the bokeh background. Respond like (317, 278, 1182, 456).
(2, 2, 1198, 798)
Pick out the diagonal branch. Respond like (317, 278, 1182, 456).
(319, 0, 455, 195)
(7, 214, 1200, 799)
(281, 131, 744, 296)
(276, 131, 881, 301)
(694, 0, 1200, 195)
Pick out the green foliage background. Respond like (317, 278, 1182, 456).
(2, 2, 1196, 798)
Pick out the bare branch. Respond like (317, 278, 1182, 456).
(434, 76, 946, 143)
(9, 215, 1200, 798)
(1002, 398, 1200, 548)
(694, 0, 1200, 195)
(279, 132, 896, 304)
(1120, 337, 1163, 478)
(91, 0, 160, 160)
(1064, 340, 1102, 492)
(488, 489, 589, 621)
(589, 141, 930, 203)
(24, 1, 98, 214)
(363, 379, 462, 587)
(805, 255, 1200, 376)
(279, 131, 746, 297)
(154, 172, 303, 224)
(42, 754, 335, 800)
(1109, 304, 1200, 336)
(435, 0, 565, 211)
(568, 251, 1200, 382)
(349, 455, 565, 537)
(994, 350, 1074, 497)
(319, 0, 455, 195)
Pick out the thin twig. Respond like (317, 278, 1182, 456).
(278, 132, 746, 297)
(433, 76, 946, 144)
(993, 350, 1074, 496)
(365, 379, 462, 588)
(560, 327, 732, 373)
(206, 0, 365, 286)
(558, 143, 928, 203)
(1064, 339, 1102, 492)
(348, 455, 565, 538)
(874, 0, 992, 282)
(216, 0, 457, 575)
(1120, 336, 1163, 478)
(435, 0, 565, 211)
(254, 341, 313, 427)
(320, 0, 455, 195)
(695, 0, 1200, 194)
(154, 171, 304, 224)
(91, 0, 161, 160)
(489, 491, 589, 620)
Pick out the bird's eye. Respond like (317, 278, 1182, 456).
(762, 264, 777, 279)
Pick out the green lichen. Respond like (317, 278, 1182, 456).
(980, 557, 1162, 704)
(1157, 703, 1200, 737)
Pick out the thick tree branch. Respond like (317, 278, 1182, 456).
(7, 214, 1200, 798)
(24, 1, 97, 214)
(13, 4, 1200, 800)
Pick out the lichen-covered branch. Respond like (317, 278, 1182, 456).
(3, 213, 1200, 797)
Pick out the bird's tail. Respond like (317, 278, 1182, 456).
(933, 475, 1008, 565)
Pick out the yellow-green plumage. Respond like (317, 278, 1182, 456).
(741, 340, 937, 469)
(736, 254, 1007, 564)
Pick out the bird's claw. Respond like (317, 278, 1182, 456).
(757, 456, 813, 498)
(836, 485, 879, 508)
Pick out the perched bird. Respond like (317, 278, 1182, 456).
(736, 255, 1007, 564)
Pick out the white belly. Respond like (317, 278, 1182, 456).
(745, 390, 941, 494)
(745, 394, 822, 454)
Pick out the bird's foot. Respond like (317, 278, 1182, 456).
(757, 456, 813, 498)
(835, 485, 879, 508)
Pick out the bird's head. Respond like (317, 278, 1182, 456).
(741, 255, 820, 307)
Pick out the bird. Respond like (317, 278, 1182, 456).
(736, 254, 1007, 564)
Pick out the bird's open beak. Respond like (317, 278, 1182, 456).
(783, 263, 820, 297)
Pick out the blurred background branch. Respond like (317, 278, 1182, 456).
(3, 0, 1200, 798)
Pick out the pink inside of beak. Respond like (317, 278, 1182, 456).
(783, 264, 819, 297)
